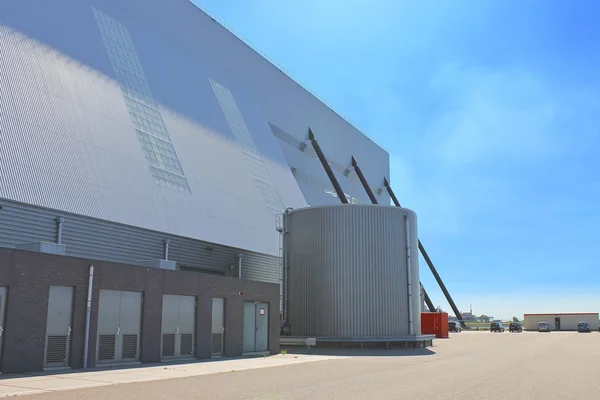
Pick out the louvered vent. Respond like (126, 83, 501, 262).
(45, 336, 68, 364)
(180, 334, 193, 355)
(162, 334, 176, 357)
(121, 334, 138, 359)
(212, 333, 223, 354)
(98, 335, 116, 361)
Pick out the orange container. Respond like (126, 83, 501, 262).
(421, 312, 449, 338)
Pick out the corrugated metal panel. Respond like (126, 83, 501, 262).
(0, 198, 280, 284)
(286, 205, 421, 338)
(0, 18, 288, 258)
(0, 1, 391, 259)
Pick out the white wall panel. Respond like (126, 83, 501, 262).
(0, 0, 389, 258)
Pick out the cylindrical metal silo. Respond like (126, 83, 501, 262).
(284, 204, 421, 340)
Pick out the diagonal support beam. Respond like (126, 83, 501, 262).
(351, 156, 378, 204)
(384, 178, 466, 328)
(422, 284, 436, 312)
(309, 128, 348, 203)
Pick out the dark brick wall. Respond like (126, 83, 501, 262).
(0, 249, 280, 373)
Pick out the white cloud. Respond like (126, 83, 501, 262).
(426, 64, 565, 166)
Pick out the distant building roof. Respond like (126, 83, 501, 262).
(524, 313, 598, 316)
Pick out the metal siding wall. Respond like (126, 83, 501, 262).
(0, 0, 390, 260)
(0, 201, 56, 246)
(0, 199, 280, 283)
(0, 3, 296, 258)
(286, 205, 420, 338)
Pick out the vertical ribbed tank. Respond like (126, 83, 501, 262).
(284, 204, 421, 339)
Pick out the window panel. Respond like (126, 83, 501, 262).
(93, 7, 190, 193)
(210, 79, 284, 214)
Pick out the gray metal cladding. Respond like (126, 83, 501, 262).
(0, 3, 296, 258)
(0, 199, 280, 284)
(0, 0, 391, 260)
(286, 205, 421, 337)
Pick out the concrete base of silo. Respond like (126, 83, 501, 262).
(280, 335, 435, 350)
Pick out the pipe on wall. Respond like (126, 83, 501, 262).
(282, 208, 293, 322)
(56, 217, 64, 244)
(238, 253, 243, 279)
(83, 264, 94, 369)
(163, 239, 170, 261)
(405, 215, 414, 335)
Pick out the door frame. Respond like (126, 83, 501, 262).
(161, 294, 196, 361)
(254, 302, 269, 353)
(44, 286, 75, 370)
(96, 289, 142, 365)
(243, 301, 270, 355)
(0, 287, 7, 370)
(211, 297, 225, 358)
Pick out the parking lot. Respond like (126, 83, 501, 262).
(9, 331, 600, 399)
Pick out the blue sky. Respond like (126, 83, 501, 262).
(196, 0, 600, 320)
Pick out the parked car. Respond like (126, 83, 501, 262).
(448, 321, 461, 332)
(537, 321, 551, 332)
(490, 322, 505, 332)
(577, 321, 591, 333)
(509, 322, 523, 332)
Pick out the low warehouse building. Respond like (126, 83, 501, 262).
(0, 248, 280, 373)
(523, 313, 600, 331)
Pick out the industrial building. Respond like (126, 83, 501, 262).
(523, 313, 600, 331)
(0, 0, 405, 372)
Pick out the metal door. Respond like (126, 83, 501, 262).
(97, 290, 142, 364)
(44, 286, 73, 368)
(243, 302, 256, 353)
(255, 303, 269, 352)
(161, 295, 195, 360)
(177, 296, 195, 358)
(555, 317, 561, 331)
(243, 302, 269, 353)
(118, 291, 142, 362)
(97, 290, 120, 363)
(0, 287, 7, 367)
(211, 298, 225, 357)
(161, 295, 178, 359)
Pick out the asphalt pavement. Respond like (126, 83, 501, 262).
(7, 331, 600, 399)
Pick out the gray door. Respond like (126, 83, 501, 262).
(97, 290, 142, 364)
(161, 295, 178, 359)
(97, 290, 120, 363)
(211, 298, 225, 357)
(161, 294, 195, 360)
(178, 296, 195, 357)
(255, 302, 269, 352)
(44, 286, 74, 368)
(243, 302, 256, 353)
(243, 301, 269, 353)
(119, 290, 142, 362)
(0, 287, 7, 367)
